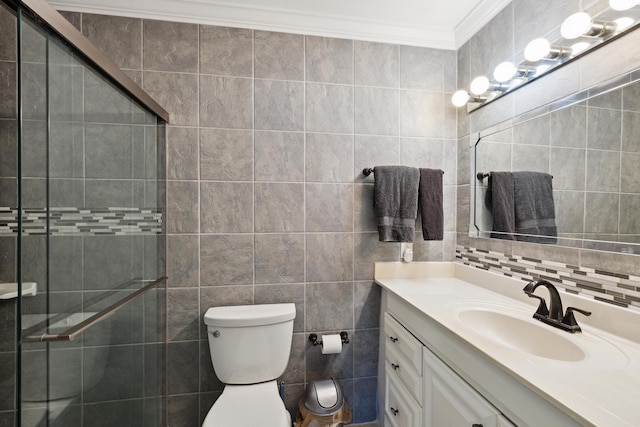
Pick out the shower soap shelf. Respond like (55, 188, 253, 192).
(0, 282, 37, 299)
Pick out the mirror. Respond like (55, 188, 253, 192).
(473, 70, 640, 254)
(454, 5, 640, 111)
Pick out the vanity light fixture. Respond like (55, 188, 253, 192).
(535, 64, 551, 75)
(524, 38, 572, 62)
(452, 3, 639, 109)
(470, 76, 490, 95)
(470, 75, 511, 95)
(614, 16, 635, 31)
(493, 62, 517, 82)
(493, 61, 536, 82)
(561, 12, 616, 39)
(451, 90, 487, 107)
(451, 90, 470, 107)
(609, 0, 639, 11)
(570, 41, 591, 56)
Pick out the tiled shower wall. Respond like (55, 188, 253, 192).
(59, 11, 458, 425)
(456, 0, 640, 313)
(0, 4, 17, 425)
(1, 5, 166, 425)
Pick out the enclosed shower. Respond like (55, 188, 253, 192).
(0, 0, 168, 426)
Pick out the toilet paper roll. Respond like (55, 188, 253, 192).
(321, 334, 342, 354)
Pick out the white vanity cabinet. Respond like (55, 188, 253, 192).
(383, 313, 423, 427)
(382, 311, 514, 427)
(423, 345, 514, 427)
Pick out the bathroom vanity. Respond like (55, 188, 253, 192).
(376, 262, 640, 427)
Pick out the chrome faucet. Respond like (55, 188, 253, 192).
(523, 279, 592, 333)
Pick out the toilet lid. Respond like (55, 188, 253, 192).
(202, 381, 291, 427)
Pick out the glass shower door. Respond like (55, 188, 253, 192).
(16, 6, 166, 427)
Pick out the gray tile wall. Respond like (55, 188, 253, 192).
(0, 3, 17, 425)
(0, 6, 166, 426)
(456, 0, 640, 305)
(62, 11, 458, 425)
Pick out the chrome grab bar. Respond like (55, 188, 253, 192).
(30, 276, 167, 342)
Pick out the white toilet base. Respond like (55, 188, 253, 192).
(202, 380, 291, 427)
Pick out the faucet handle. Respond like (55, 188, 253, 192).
(562, 307, 592, 332)
(525, 293, 550, 317)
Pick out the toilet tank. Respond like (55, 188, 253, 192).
(204, 303, 296, 384)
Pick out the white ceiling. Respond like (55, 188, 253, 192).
(49, 0, 511, 49)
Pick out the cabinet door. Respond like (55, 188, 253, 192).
(423, 348, 503, 427)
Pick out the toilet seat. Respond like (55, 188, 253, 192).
(202, 381, 291, 427)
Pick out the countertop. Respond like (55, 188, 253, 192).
(375, 261, 640, 427)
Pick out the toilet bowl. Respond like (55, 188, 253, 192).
(202, 382, 291, 427)
(202, 303, 296, 427)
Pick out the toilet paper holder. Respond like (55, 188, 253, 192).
(309, 331, 349, 346)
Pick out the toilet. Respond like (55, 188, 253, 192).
(202, 303, 296, 427)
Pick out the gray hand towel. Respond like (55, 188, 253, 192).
(373, 166, 420, 243)
(418, 168, 443, 241)
(513, 171, 557, 243)
(486, 172, 516, 240)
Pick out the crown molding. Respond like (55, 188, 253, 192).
(50, 0, 506, 50)
(454, 0, 512, 48)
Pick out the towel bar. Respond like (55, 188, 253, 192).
(477, 171, 553, 180)
(29, 276, 167, 342)
(363, 167, 444, 176)
(362, 168, 375, 176)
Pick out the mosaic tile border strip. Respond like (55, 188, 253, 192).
(0, 207, 162, 235)
(456, 246, 640, 312)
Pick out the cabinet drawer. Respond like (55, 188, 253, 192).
(385, 342, 422, 403)
(385, 368, 422, 427)
(384, 312, 422, 374)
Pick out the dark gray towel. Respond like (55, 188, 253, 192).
(373, 166, 420, 242)
(418, 168, 443, 241)
(486, 172, 516, 240)
(512, 171, 557, 243)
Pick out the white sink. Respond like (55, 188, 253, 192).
(455, 305, 585, 361)
(448, 301, 628, 365)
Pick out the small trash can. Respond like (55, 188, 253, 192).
(294, 378, 352, 427)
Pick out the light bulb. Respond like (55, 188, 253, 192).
(609, 0, 638, 10)
(525, 38, 551, 62)
(493, 62, 518, 82)
(570, 41, 590, 56)
(470, 76, 490, 95)
(614, 17, 635, 31)
(451, 90, 470, 107)
(561, 12, 593, 39)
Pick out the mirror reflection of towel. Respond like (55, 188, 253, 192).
(486, 172, 516, 240)
(486, 171, 556, 243)
(513, 172, 557, 243)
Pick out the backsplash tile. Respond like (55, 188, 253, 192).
(457, 245, 640, 311)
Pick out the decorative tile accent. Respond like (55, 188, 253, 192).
(456, 245, 640, 310)
(0, 207, 162, 235)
